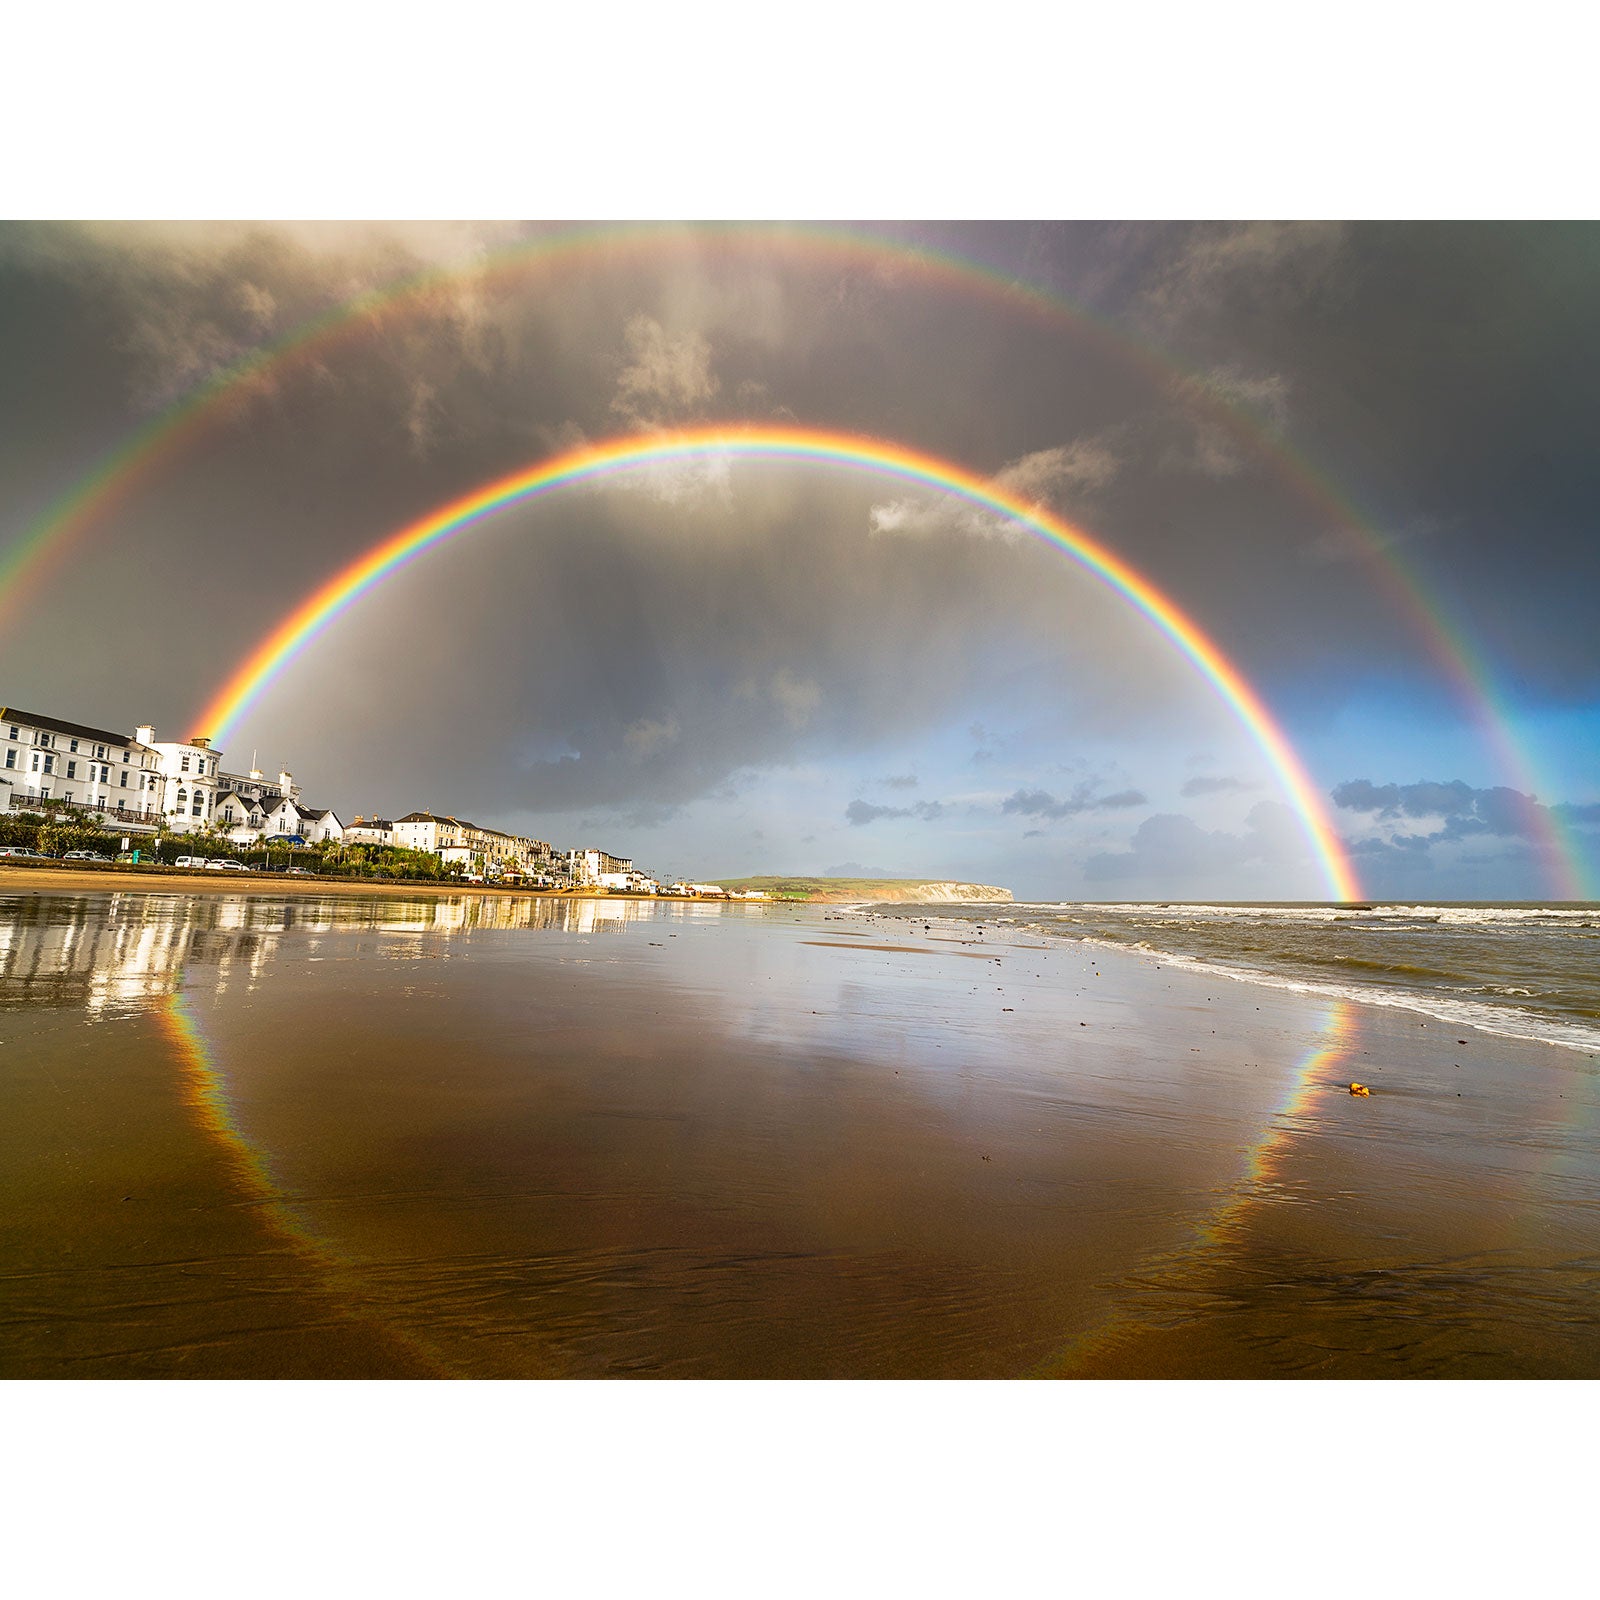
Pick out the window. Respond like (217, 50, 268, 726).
(122, 750, 130, 763)
(120, 771, 128, 788)
(69, 738, 79, 753)
(192, 796, 203, 817)
(66, 761, 77, 779)
(31, 753, 39, 772)
(96, 745, 107, 759)
(3, 750, 11, 769)
(100, 765, 109, 783)
(176, 788, 187, 806)
(7, 726, 16, 740)
(181, 755, 190, 772)
(42, 754, 54, 774)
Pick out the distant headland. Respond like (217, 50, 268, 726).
(711, 876, 1013, 904)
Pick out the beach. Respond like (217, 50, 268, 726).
(3, 884, 1597, 1378)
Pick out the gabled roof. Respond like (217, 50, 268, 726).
(0, 707, 144, 748)
(395, 810, 482, 829)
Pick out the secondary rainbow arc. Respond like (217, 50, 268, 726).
(0, 221, 1583, 894)
(192, 424, 1363, 903)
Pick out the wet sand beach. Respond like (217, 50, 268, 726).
(3, 887, 1596, 1377)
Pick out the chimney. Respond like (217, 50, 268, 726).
(193, 736, 210, 750)
(135, 724, 155, 745)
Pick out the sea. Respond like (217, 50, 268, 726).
(879, 900, 1600, 1056)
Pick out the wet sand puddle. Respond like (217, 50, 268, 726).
(3, 892, 1598, 1376)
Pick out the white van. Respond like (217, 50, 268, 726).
(174, 856, 208, 869)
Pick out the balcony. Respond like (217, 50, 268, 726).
(7, 791, 162, 824)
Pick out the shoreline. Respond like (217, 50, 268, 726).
(869, 902, 1600, 1058)
(5, 884, 1598, 1377)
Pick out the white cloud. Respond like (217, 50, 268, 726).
(995, 436, 1120, 503)
(404, 375, 441, 458)
(611, 312, 719, 426)
(1144, 221, 1347, 322)
(870, 432, 1121, 542)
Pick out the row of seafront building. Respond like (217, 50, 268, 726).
(0, 703, 710, 892)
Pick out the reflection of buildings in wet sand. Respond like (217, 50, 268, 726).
(0, 889, 745, 1010)
(374, 895, 676, 936)
(0, 894, 290, 1010)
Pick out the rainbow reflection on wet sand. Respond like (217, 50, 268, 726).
(4, 889, 1598, 1377)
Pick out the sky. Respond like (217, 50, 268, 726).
(1, 218, 1596, 901)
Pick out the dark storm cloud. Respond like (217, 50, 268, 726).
(1332, 779, 1600, 898)
(1333, 778, 1561, 842)
(1180, 775, 1249, 797)
(2, 220, 1597, 890)
(1553, 801, 1600, 830)
(846, 799, 945, 827)
(1002, 784, 1147, 819)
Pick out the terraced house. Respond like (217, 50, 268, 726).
(392, 811, 553, 876)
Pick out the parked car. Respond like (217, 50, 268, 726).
(63, 849, 111, 862)
(174, 855, 207, 869)
(265, 834, 307, 846)
(205, 859, 248, 872)
(0, 846, 52, 859)
(284, 866, 317, 876)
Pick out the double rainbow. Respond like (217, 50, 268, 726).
(1, 222, 1585, 894)
(191, 424, 1363, 903)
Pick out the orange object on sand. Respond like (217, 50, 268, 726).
(1349, 1082, 1371, 1097)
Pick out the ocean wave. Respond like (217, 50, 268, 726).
(1051, 931, 1600, 1056)
(1018, 901, 1600, 927)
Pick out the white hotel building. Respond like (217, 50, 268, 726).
(2, 707, 166, 829)
(139, 726, 225, 833)
(3, 704, 342, 842)
(136, 724, 341, 840)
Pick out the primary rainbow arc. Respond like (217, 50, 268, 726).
(2, 221, 1582, 893)
(193, 424, 1363, 903)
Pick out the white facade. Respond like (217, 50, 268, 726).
(344, 815, 395, 846)
(217, 762, 300, 808)
(261, 796, 343, 843)
(140, 725, 226, 835)
(596, 871, 658, 893)
(567, 848, 634, 884)
(395, 812, 552, 872)
(2, 706, 165, 830)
